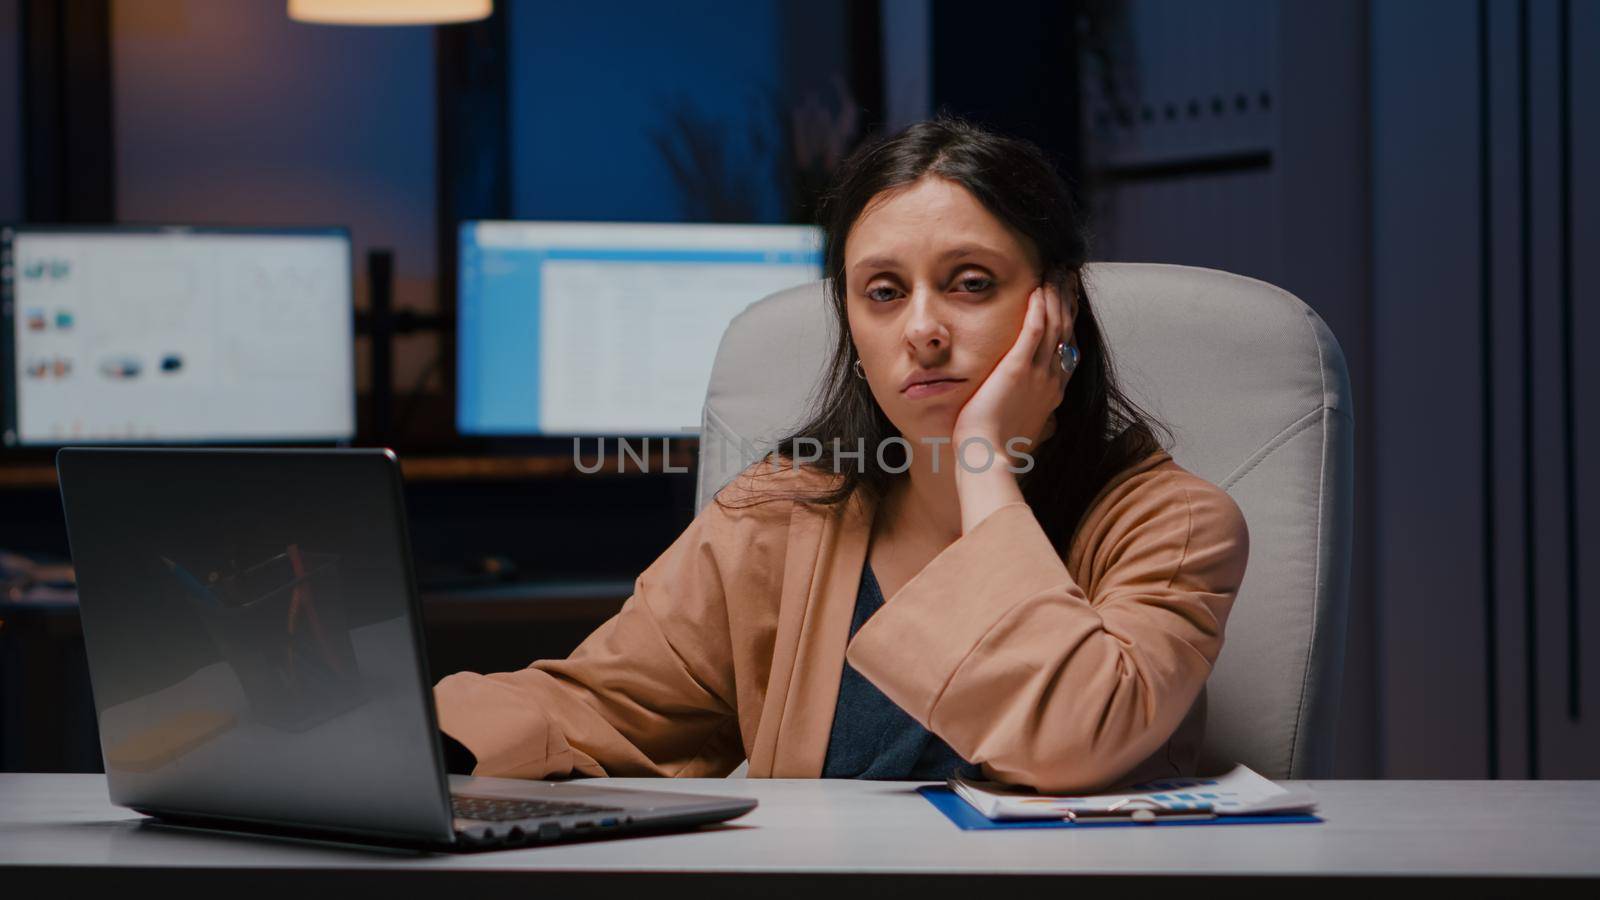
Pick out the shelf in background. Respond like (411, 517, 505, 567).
(0, 464, 55, 490)
(1, 577, 636, 630)
(400, 446, 697, 481)
(420, 578, 633, 625)
(0, 447, 700, 490)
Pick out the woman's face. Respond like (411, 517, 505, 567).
(844, 175, 1056, 445)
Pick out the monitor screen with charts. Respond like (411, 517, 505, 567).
(1, 225, 355, 447)
(456, 220, 823, 436)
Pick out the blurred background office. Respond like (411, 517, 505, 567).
(0, 0, 1595, 781)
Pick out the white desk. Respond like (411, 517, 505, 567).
(2, 775, 1598, 896)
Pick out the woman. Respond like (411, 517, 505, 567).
(434, 118, 1249, 793)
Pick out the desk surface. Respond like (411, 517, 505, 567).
(3, 774, 1599, 892)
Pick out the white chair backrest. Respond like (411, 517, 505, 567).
(696, 263, 1354, 778)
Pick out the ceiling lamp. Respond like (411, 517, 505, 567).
(288, 0, 491, 25)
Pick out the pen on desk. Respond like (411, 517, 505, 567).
(1064, 808, 1219, 824)
(1066, 797, 1219, 824)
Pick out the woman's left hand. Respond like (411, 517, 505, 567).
(949, 280, 1074, 533)
(951, 280, 1074, 467)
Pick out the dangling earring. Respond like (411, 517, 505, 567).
(853, 359, 867, 380)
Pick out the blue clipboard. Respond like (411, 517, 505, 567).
(919, 785, 1323, 830)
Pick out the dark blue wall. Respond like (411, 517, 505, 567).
(508, 1, 789, 223)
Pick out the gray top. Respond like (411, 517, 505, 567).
(4, 774, 1600, 878)
(819, 563, 978, 781)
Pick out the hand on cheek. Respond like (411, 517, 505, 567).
(949, 281, 1074, 533)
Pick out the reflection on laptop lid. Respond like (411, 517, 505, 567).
(58, 448, 753, 850)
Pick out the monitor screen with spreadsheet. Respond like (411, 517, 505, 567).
(1, 225, 355, 447)
(456, 220, 823, 436)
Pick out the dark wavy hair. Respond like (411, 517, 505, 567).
(722, 117, 1169, 556)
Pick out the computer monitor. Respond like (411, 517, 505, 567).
(456, 220, 823, 436)
(1, 225, 355, 447)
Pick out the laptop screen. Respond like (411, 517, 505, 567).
(58, 449, 455, 844)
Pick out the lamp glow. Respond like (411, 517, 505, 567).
(288, 0, 491, 25)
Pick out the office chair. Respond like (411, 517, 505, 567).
(695, 263, 1354, 780)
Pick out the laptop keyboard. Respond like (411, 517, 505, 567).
(451, 794, 628, 823)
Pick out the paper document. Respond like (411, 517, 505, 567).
(949, 764, 1318, 821)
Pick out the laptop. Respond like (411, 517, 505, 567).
(56, 447, 756, 851)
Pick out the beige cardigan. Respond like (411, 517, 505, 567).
(433, 448, 1249, 793)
